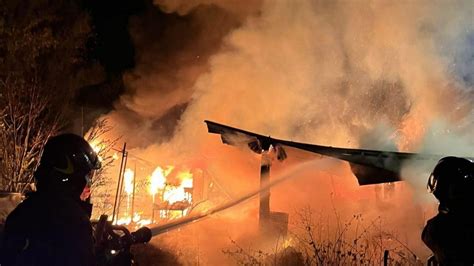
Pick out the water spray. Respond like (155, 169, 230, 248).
(148, 158, 336, 237)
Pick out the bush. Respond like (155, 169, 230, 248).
(223, 207, 423, 265)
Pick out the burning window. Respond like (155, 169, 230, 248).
(150, 166, 195, 221)
(112, 164, 204, 227)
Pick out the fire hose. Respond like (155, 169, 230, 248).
(90, 159, 360, 265)
(92, 158, 440, 265)
(88, 172, 270, 265)
(89, 171, 277, 265)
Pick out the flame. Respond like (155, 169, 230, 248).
(124, 168, 134, 195)
(178, 170, 193, 188)
(136, 219, 152, 228)
(163, 187, 186, 204)
(149, 166, 194, 219)
(116, 213, 152, 229)
(132, 213, 141, 222)
(116, 216, 132, 226)
(111, 165, 197, 224)
(133, 213, 152, 227)
(150, 166, 167, 195)
(161, 169, 193, 204)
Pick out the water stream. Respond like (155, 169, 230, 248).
(149, 157, 336, 236)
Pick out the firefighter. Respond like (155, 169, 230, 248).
(422, 156, 474, 265)
(0, 133, 101, 265)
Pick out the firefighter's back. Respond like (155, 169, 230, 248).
(1, 192, 94, 266)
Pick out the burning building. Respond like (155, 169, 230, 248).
(89, 145, 224, 230)
(149, 166, 194, 221)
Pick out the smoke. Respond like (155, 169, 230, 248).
(106, 2, 250, 148)
(101, 0, 473, 263)
(153, 0, 262, 17)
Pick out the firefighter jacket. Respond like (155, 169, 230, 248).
(0, 191, 95, 266)
(422, 211, 474, 265)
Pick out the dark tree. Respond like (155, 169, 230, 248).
(0, 0, 104, 192)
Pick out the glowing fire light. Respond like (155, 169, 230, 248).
(132, 213, 141, 222)
(116, 216, 132, 225)
(121, 168, 135, 220)
(116, 213, 152, 229)
(148, 166, 195, 220)
(163, 188, 187, 204)
(116, 165, 196, 224)
(162, 169, 194, 204)
(136, 218, 152, 228)
(178, 170, 193, 188)
(124, 168, 134, 195)
(88, 140, 104, 162)
(150, 166, 167, 196)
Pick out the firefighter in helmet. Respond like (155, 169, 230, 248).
(422, 156, 474, 265)
(1, 133, 101, 265)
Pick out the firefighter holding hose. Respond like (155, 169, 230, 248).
(0, 134, 101, 265)
(423, 156, 474, 265)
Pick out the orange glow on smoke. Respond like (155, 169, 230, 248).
(397, 113, 427, 151)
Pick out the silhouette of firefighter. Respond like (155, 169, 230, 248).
(0, 133, 101, 265)
(422, 156, 474, 265)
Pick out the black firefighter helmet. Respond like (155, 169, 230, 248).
(427, 156, 474, 207)
(35, 133, 101, 198)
